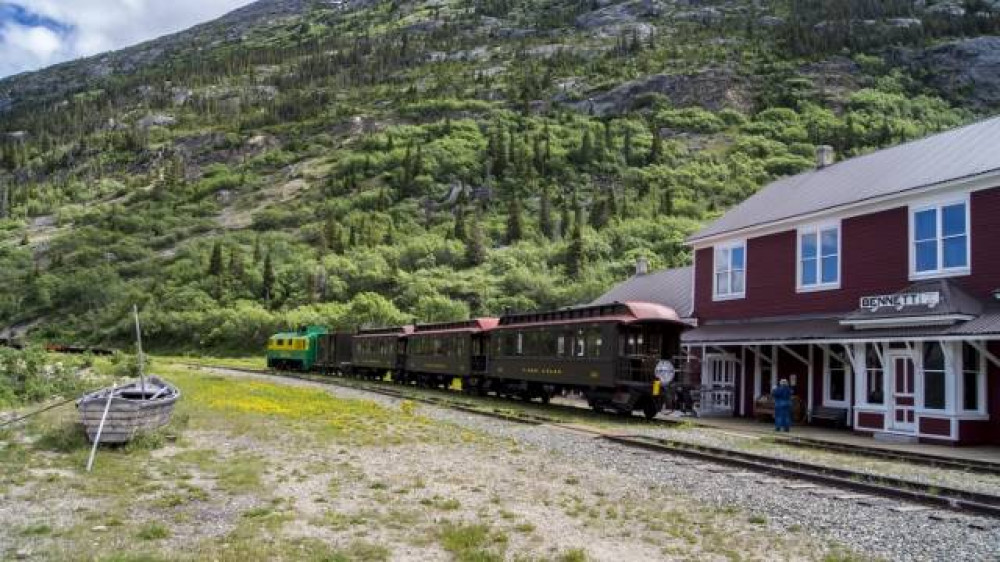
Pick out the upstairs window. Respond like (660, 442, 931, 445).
(798, 223, 840, 291)
(713, 241, 746, 300)
(911, 198, 969, 278)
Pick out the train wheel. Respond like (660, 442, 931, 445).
(642, 400, 660, 420)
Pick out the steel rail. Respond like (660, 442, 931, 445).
(177, 361, 1000, 517)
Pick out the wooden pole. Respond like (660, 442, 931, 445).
(134, 304, 145, 395)
(86, 386, 115, 473)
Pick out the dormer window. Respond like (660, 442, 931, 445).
(713, 241, 746, 301)
(798, 222, 840, 292)
(910, 196, 970, 279)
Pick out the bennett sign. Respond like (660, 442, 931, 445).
(860, 291, 941, 313)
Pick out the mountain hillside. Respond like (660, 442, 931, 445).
(2, 0, 1000, 351)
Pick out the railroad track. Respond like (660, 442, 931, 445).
(180, 362, 1000, 521)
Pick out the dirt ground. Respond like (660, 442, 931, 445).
(0, 363, 850, 561)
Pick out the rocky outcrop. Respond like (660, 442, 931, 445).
(138, 114, 176, 129)
(575, 0, 663, 29)
(567, 69, 751, 116)
(898, 36, 1000, 109)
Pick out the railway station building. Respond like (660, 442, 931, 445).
(597, 116, 1000, 445)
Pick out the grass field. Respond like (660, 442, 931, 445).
(0, 360, 860, 561)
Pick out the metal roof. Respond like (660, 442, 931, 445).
(683, 308, 1000, 345)
(841, 279, 984, 325)
(411, 318, 499, 335)
(592, 266, 694, 318)
(688, 115, 1000, 243)
(497, 301, 683, 328)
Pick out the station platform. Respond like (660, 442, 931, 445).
(661, 412, 1000, 465)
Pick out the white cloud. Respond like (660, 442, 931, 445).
(0, 0, 257, 78)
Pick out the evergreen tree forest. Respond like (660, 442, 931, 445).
(0, 0, 997, 352)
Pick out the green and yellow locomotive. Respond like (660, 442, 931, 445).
(266, 326, 326, 370)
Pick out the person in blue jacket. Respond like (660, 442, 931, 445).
(772, 378, 793, 432)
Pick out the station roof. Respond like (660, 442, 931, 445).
(592, 266, 694, 319)
(688, 115, 1000, 244)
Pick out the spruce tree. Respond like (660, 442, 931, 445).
(539, 186, 553, 240)
(506, 197, 524, 244)
(453, 205, 467, 241)
(623, 125, 634, 166)
(567, 220, 584, 278)
(649, 123, 663, 164)
(577, 129, 594, 165)
(228, 247, 244, 280)
(466, 213, 487, 266)
(559, 196, 572, 240)
(590, 197, 608, 230)
(209, 241, 223, 276)
(262, 252, 275, 303)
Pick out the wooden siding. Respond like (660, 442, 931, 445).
(857, 412, 884, 430)
(695, 187, 1000, 320)
(919, 417, 951, 436)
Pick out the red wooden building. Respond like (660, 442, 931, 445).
(597, 117, 1000, 444)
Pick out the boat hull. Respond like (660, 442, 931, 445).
(77, 377, 180, 444)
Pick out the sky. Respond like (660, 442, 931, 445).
(0, 0, 257, 78)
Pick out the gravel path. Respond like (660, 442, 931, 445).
(196, 367, 1000, 562)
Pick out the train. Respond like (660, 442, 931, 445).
(265, 301, 687, 418)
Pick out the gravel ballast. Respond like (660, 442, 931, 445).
(209, 369, 1000, 562)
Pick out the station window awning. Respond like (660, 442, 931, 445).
(682, 310, 1000, 346)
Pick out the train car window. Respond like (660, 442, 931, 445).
(557, 336, 566, 356)
(516, 333, 524, 356)
(588, 330, 603, 358)
(576, 334, 586, 357)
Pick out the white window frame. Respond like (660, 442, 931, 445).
(797, 221, 841, 292)
(958, 342, 987, 415)
(917, 341, 950, 413)
(855, 343, 887, 409)
(909, 194, 971, 280)
(822, 346, 851, 408)
(712, 240, 746, 301)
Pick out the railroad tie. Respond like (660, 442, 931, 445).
(891, 505, 932, 513)
(757, 478, 786, 485)
(927, 512, 964, 522)
(809, 489, 843, 497)
(833, 494, 871, 501)
(856, 497, 896, 507)
(784, 483, 819, 490)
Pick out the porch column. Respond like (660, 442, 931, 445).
(807, 344, 815, 420)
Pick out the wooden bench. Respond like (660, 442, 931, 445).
(753, 394, 805, 422)
(810, 406, 849, 428)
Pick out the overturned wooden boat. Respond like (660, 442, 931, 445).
(77, 376, 180, 444)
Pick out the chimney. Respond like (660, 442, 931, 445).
(816, 145, 835, 169)
(635, 256, 649, 276)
